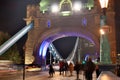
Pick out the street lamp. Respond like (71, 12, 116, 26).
(99, 0, 109, 15)
(99, 0, 109, 26)
(73, 1, 82, 11)
(99, 0, 111, 64)
(51, 4, 59, 13)
(100, 29, 105, 35)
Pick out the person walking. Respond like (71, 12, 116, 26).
(49, 64, 55, 77)
(74, 61, 81, 80)
(95, 64, 100, 78)
(84, 57, 96, 80)
(68, 62, 74, 76)
(59, 60, 64, 75)
(62, 60, 69, 76)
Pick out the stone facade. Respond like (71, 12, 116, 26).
(24, 0, 116, 65)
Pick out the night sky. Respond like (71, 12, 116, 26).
(0, 0, 41, 55)
(53, 37, 77, 59)
(0, 0, 76, 57)
(0, 0, 120, 56)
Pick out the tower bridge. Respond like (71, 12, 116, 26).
(0, 0, 116, 66)
(24, 0, 116, 65)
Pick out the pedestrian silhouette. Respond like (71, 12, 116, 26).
(59, 60, 64, 75)
(49, 64, 55, 77)
(84, 57, 96, 80)
(95, 64, 100, 78)
(68, 62, 74, 76)
(74, 61, 81, 80)
(62, 60, 69, 76)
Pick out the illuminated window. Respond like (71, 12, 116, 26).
(47, 20, 51, 28)
(82, 17, 87, 27)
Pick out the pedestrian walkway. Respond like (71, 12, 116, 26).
(1, 69, 119, 80)
(48, 71, 97, 80)
(26, 70, 97, 80)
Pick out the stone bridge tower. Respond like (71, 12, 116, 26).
(24, 0, 116, 65)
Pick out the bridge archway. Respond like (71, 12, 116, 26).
(25, 0, 116, 65)
(33, 27, 99, 65)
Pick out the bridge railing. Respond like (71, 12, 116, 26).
(0, 21, 34, 55)
(97, 71, 120, 80)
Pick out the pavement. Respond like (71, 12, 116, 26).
(0, 69, 97, 80)
(1, 69, 120, 80)
(25, 70, 97, 80)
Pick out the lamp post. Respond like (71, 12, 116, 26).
(99, 0, 109, 15)
(100, 29, 105, 63)
(23, 46, 26, 80)
(99, 0, 111, 64)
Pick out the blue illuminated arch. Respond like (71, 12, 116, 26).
(38, 32, 96, 58)
(39, 40, 49, 57)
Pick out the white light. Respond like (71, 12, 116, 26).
(99, 0, 109, 8)
(73, 2, 82, 11)
(51, 4, 59, 13)
(100, 29, 105, 35)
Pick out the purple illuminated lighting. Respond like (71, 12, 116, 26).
(39, 32, 95, 58)
(39, 40, 49, 57)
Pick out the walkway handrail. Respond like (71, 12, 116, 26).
(0, 21, 34, 55)
(49, 43, 63, 60)
(97, 71, 120, 80)
(66, 37, 79, 61)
